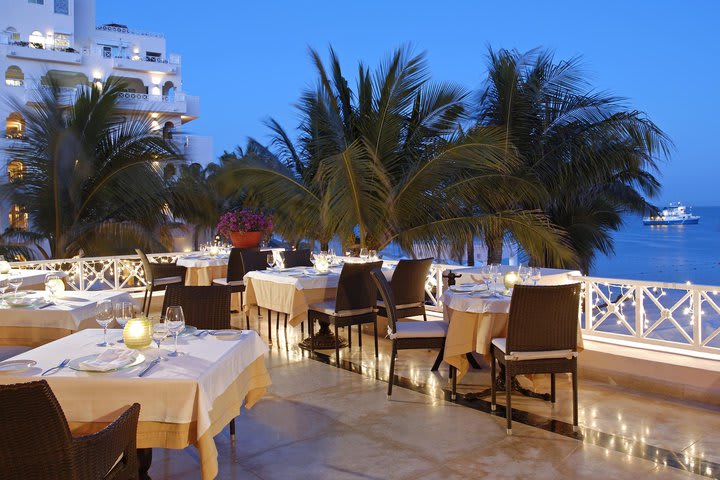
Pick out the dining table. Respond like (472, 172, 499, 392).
(242, 263, 394, 345)
(176, 253, 231, 286)
(441, 266, 582, 381)
(0, 290, 137, 347)
(4, 268, 68, 290)
(0, 328, 271, 480)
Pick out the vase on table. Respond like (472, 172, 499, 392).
(229, 231, 262, 249)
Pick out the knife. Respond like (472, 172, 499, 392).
(138, 358, 161, 377)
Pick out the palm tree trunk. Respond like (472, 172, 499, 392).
(485, 231, 503, 265)
(466, 236, 475, 266)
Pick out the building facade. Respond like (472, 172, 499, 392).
(0, 0, 213, 232)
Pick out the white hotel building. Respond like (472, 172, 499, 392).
(0, 0, 212, 231)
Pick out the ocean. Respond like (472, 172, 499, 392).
(591, 206, 720, 286)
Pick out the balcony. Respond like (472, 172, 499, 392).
(116, 91, 187, 114)
(4, 42, 82, 65)
(95, 24, 165, 38)
(112, 54, 180, 75)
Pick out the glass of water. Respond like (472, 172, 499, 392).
(114, 302, 134, 342)
(165, 306, 185, 357)
(8, 270, 22, 295)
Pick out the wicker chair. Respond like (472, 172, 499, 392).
(212, 248, 249, 329)
(280, 249, 313, 268)
(371, 268, 455, 399)
(377, 258, 433, 321)
(161, 285, 231, 330)
(307, 261, 383, 366)
(136, 249, 186, 316)
(490, 283, 582, 434)
(0, 380, 140, 480)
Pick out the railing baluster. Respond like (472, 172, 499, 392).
(635, 286, 644, 340)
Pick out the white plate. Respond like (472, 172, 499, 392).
(288, 272, 306, 277)
(449, 284, 475, 292)
(210, 329, 245, 340)
(68, 353, 145, 372)
(0, 359, 36, 374)
(306, 271, 330, 276)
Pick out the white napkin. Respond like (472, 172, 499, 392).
(79, 349, 138, 372)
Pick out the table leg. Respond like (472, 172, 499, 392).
(299, 320, 348, 351)
(464, 365, 550, 401)
(466, 352, 482, 369)
(137, 447, 152, 480)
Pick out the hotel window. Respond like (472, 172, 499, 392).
(5, 66, 24, 87)
(5, 112, 24, 139)
(54, 0, 68, 14)
(29, 30, 45, 48)
(7, 160, 25, 181)
(8, 205, 28, 231)
(4, 28, 20, 43)
(54, 33, 70, 48)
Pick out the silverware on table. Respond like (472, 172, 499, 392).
(41, 358, 70, 376)
(194, 330, 208, 337)
(138, 357, 161, 377)
(37, 302, 54, 309)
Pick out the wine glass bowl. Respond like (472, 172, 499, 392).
(8, 271, 22, 295)
(359, 248, 369, 262)
(152, 321, 169, 349)
(114, 302, 134, 343)
(530, 267, 542, 286)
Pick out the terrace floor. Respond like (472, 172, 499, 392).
(149, 312, 717, 479)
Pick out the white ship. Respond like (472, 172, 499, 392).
(643, 203, 700, 225)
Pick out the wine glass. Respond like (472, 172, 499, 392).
(44, 273, 62, 300)
(266, 252, 275, 269)
(359, 248, 369, 262)
(530, 267, 542, 286)
(0, 277, 8, 306)
(8, 270, 22, 295)
(95, 299, 114, 347)
(518, 265, 530, 285)
(328, 248, 336, 265)
(165, 306, 185, 357)
(369, 249, 377, 261)
(114, 302, 134, 343)
(489, 264, 501, 297)
(152, 321, 169, 349)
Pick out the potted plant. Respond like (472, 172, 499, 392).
(216, 209, 272, 248)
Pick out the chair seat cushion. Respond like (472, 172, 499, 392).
(390, 320, 448, 339)
(212, 278, 244, 287)
(309, 300, 374, 317)
(491, 338, 576, 361)
(154, 276, 183, 286)
(377, 300, 424, 310)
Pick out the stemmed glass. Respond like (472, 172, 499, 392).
(369, 249, 377, 261)
(95, 300, 114, 347)
(8, 270, 22, 296)
(114, 302, 134, 343)
(328, 248, 336, 265)
(480, 265, 493, 292)
(44, 273, 62, 300)
(518, 265, 531, 285)
(152, 321, 169, 349)
(530, 267, 542, 286)
(165, 306, 185, 357)
(0, 277, 8, 307)
(266, 252, 275, 269)
(359, 248, 369, 262)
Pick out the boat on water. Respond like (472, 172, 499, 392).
(643, 202, 700, 225)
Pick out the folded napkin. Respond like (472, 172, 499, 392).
(79, 349, 138, 372)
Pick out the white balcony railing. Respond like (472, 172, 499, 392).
(95, 25, 164, 38)
(117, 91, 185, 103)
(9, 255, 720, 358)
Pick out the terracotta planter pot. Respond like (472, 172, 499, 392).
(229, 231, 262, 249)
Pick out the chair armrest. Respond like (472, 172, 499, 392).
(72, 403, 140, 480)
(151, 263, 187, 281)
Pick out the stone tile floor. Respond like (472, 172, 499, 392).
(149, 315, 716, 479)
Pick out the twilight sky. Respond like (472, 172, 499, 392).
(98, 0, 720, 206)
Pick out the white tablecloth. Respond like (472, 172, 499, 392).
(6, 268, 67, 290)
(0, 290, 136, 331)
(176, 254, 230, 269)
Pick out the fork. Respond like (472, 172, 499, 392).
(41, 358, 70, 376)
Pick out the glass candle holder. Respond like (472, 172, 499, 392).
(123, 317, 153, 349)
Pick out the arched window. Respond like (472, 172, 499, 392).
(7, 160, 24, 181)
(3, 27, 19, 44)
(162, 81, 175, 100)
(5, 66, 24, 87)
(29, 30, 45, 48)
(8, 204, 28, 230)
(5, 112, 24, 139)
(162, 121, 174, 140)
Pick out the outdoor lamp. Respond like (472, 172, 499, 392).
(123, 317, 152, 349)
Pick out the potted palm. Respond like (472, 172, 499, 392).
(216, 209, 272, 248)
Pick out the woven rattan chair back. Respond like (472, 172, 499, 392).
(371, 268, 398, 334)
(240, 249, 268, 274)
(226, 248, 245, 283)
(0, 380, 74, 478)
(506, 283, 582, 353)
(162, 285, 231, 330)
(390, 258, 433, 306)
(135, 248, 154, 283)
(281, 249, 313, 268)
(336, 261, 383, 312)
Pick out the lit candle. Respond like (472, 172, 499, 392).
(504, 271, 520, 290)
(209, 245, 219, 256)
(123, 317, 152, 349)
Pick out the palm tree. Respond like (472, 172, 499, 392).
(474, 48, 671, 272)
(222, 46, 573, 264)
(1, 77, 181, 258)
